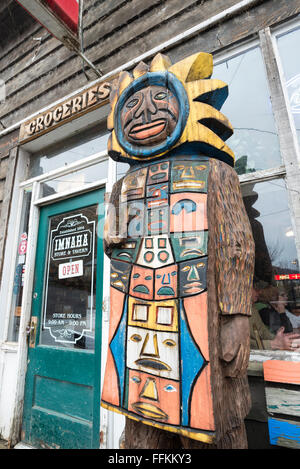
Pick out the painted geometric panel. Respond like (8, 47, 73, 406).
(137, 236, 174, 268)
(126, 326, 180, 380)
(170, 231, 208, 262)
(171, 160, 209, 193)
(127, 370, 180, 425)
(170, 192, 208, 233)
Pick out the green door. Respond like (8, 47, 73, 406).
(22, 189, 104, 449)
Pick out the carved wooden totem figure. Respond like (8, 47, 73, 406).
(101, 52, 255, 449)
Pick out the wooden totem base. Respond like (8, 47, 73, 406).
(124, 418, 248, 449)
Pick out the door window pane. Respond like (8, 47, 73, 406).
(277, 26, 300, 149)
(242, 179, 300, 350)
(40, 205, 98, 350)
(213, 47, 281, 175)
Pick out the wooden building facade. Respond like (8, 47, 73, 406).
(0, 0, 300, 449)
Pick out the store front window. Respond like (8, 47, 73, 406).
(277, 26, 300, 149)
(242, 179, 300, 351)
(29, 125, 108, 178)
(42, 160, 108, 197)
(213, 47, 281, 175)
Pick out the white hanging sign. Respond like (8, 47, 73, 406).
(58, 259, 83, 279)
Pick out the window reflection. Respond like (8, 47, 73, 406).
(277, 26, 300, 149)
(242, 179, 300, 351)
(29, 126, 109, 178)
(40, 205, 98, 350)
(42, 160, 108, 197)
(213, 47, 281, 175)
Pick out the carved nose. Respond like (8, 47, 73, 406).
(139, 378, 158, 401)
(162, 273, 170, 285)
(140, 333, 159, 357)
(187, 265, 200, 281)
(134, 90, 157, 122)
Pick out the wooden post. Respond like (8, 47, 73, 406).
(101, 52, 254, 449)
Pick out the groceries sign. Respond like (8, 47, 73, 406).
(19, 81, 112, 143)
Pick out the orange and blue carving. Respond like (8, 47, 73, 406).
(101, 52, 253, 443)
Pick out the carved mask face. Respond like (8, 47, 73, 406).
(179, 258, 208, 296)
(120, 85, 179, 147)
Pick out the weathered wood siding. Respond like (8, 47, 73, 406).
(0, 130, 19, 280)
(1, 0, 300, 131)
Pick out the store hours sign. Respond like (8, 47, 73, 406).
(42, 209, 97, 346)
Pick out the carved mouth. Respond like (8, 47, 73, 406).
(112, 280, 125, 290)
(135, 358, 171, 371)
(173, 181, 205, 190)
(129, 120, 166, 140)
(147, 199, 168, 209)
(123, 188, 143, 198)
(157, 287, 175, 296)
(132, 402, 168, 420)
(183, 282, 203, 294)
(180, 249, 205, 257)
(133, 285, 150, 294)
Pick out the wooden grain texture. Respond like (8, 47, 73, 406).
(209, 159, 255, 317)
(263, 360, 300, 385)
(0, 147, 18, 283)
(265, 387, 300, 417)
(0, 129, 18, 159)
(206, 160, 253, 444)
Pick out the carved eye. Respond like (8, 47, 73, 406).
(197, 262, 205, 268)
(163, 339, 176, 347)
(111, 272, 118, 278)
(164, 384, 176, 392)
(130, 334, 142, 342)
(133, 273, 140, 279)
(181, 265, 191, 272)
(154, 91, 167, 100)
(173, 165, 184, 170)
(127, 98, 139, 108)
(131, 375, 141, 383)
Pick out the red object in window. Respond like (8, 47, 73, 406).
(274, 273, 300, 280)
(44, 0, 79, 33)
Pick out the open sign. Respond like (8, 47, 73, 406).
(58, 260, 83, 279)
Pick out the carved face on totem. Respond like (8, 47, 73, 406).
(120, 85, 179, 147)
(114, 72, 190, 160)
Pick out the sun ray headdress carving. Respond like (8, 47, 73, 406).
(107, 52, 234, 166)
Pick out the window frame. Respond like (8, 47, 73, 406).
(224, 21, 300, 367)
(211, 20, 300, 368)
